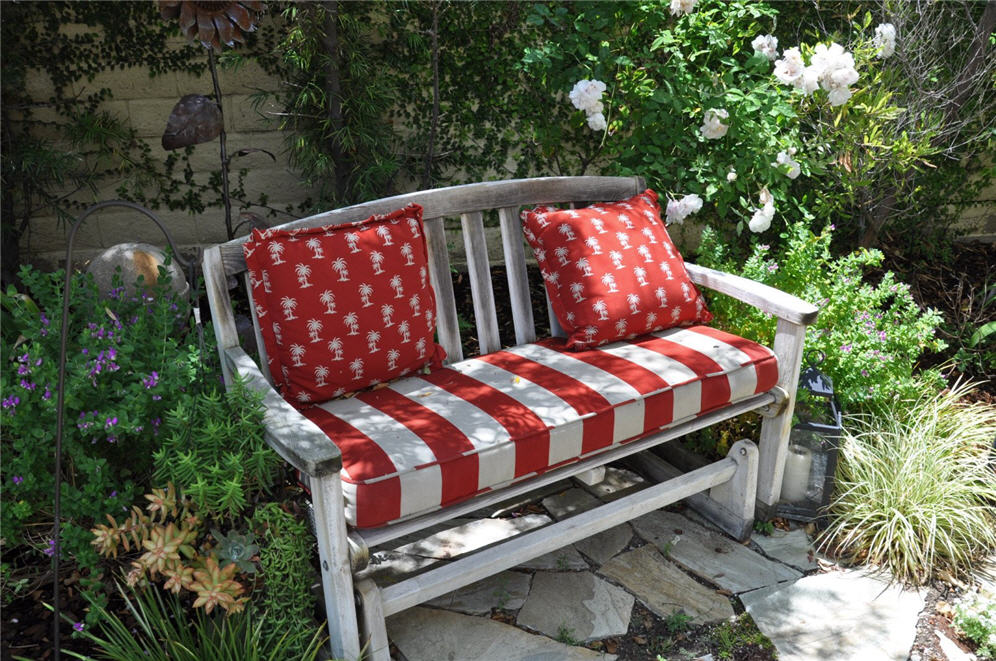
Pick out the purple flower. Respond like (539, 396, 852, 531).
(878, 331, 887, 341)
(43, 539, 57, 557)
(2, 395, 20, 411)
(42, 387, 52, 401)
(142, 372, 159, 389)
(841, 344, 852, 353)
(110, 490, 117, 498)
(767, 262, 779, 273)
(73, 622, 84, 633)
(12, 476, 23, 485)
(105, 416, 118, 428)
(19, 380, 37, 391)
(861, 369, 869, 377)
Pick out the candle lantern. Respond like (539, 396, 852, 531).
(776, 359, 842, 523)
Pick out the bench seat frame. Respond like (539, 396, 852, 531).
(202, 176, 818, 659)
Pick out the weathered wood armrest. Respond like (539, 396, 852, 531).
(223, 346, 342, 477)
(685, 262, 819, 326)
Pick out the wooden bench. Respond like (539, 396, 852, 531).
(202, 176, 818, 660)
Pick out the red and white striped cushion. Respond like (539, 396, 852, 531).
(303, 325, 778, 529)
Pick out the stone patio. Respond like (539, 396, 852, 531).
(374, 467, 933, 661)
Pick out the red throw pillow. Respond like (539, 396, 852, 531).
(243, 204, 446, 405)
(522, 189, 711, 350)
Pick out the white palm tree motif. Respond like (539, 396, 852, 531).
(569, 282, 585, 303)
(366, 330, 381, 352)
(319, 289, 336, 314)
(281, 296, 298, 320)
(670, 306, 682, 324)
(626, 293, 640, 315)
(332, 257, 350, 281)
(390, 275, 404, 298)
(349, 357, 364, 380)
(295, 391, 312, 404)
(558, 224, 577, 241)
(664, 242, 676, 259)
(381, 303, 395, 327)
(681, 281, 693, 302)
(306, 237, 325, 258)
(554, 246, 570, 266)
(576, 258, 593, 277)
(254, 302, 267, 318)
(616, 232, 632, 250)
(358, 283, 374, 307)
(407, 217, 421, 238)
(637, 245, 653, 263)
(646, 311, 658, 329)
(633, 266, 649, 287)
(345, 232, 361, 253)
(271, 322, 282, 345)
(306, 318, 323, 342)
(328, 337, 344, 360)
(592, 299, 609, 321)
(642, 209, 656, 223)
(398, 320, 411, 343)
(295, 263, 313, 288)
(619, 214, 634, 229)
(641, 227, 657, 244)
(248, 269, 259, 289)
(655, 287, 668, 308)
(601, 273, 618, 293)
(267, 241, 285, 264)
(590, 218, 607, 234)
(534, 212, 549, 228)
(566, 311, 576, 325)
(343, 312, 360, 335)
(386, 349, 400, 371)
(289, 343, 306, 367)
(615, 319, 628, 336)
(544, 271, 561, 289)
(583, 326, 599, 344)
(609, 250, 624, 270)
(376, 225, 394, 246)
(409, 294, 422, 316)
(585, 237, 603, 255)
(261, 270, 271, 293)
(419, 266, 427, 288)
(370, 251, 385, 275)
(415, 337, 427, 358)
(535, 248, 547, 264)
(400, 242, 415, 266)
(314, 365, 329, 387)
(424, 309, 434, 331)
(660, 261, 674, 279)
(696, 297, 706, 317)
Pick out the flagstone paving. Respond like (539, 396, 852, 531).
(372, 475, 934, 661)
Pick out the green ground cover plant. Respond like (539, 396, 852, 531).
(823, 381, 996, 585)
(955, 592, 996, 659)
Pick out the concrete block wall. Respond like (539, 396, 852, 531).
(16, 34, 319, 270)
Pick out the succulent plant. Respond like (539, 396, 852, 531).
(210, 528, 258, 574)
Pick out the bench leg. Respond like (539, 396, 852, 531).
(704, 439, 758, 540)
(756, 318, 807, 518)
(355, 578, 391, 661)
(312, 473, 362, 660)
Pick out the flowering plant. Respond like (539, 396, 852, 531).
(0, 263, 206, 585)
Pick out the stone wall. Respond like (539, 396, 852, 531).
(17, 33, 317, 270)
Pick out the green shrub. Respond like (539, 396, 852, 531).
(0, 264, 204, 593)
(697, 221, 946, 411)
(822, 381, 996, 585)
(954, 592, 996, 660)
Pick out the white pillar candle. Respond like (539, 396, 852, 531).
(781, 444, 813, 503)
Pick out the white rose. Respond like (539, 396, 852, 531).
(827, 86, 853, 106)
(794, 66, 821, 94)
(773, 47, 805, 84)
(665, 199, 684, 224)
(751, 34, 779, 61)
(700, 108, 729, 140)
(678, 193, 703, 216)
(773, 150, 801, 179)
(727, 169, 737, 182)
(569, 79, 607, 113)
(749, 207, 773, 233)
(669, 0, 698, 16)
(874, 23, 896, 58)
(586, 112, 607, 131)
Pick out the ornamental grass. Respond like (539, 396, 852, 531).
(823, 381, 996, 585)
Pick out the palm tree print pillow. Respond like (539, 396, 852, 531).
(243, 204, 446, 406)
(521, 189, 711, 350)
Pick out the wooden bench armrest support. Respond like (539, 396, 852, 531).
(223, 346, 342, 476)
(685, 263, 819, 326)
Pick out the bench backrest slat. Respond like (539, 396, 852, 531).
(424, 217, 463, 363)
(460, 211, 501, 356)
(497, 205, 536, 345)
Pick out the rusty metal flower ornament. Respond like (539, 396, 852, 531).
(159, 1, 263, 52)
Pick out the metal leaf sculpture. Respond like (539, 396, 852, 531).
(159, 1, 263, 53)
(162, 94, 223, 151)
